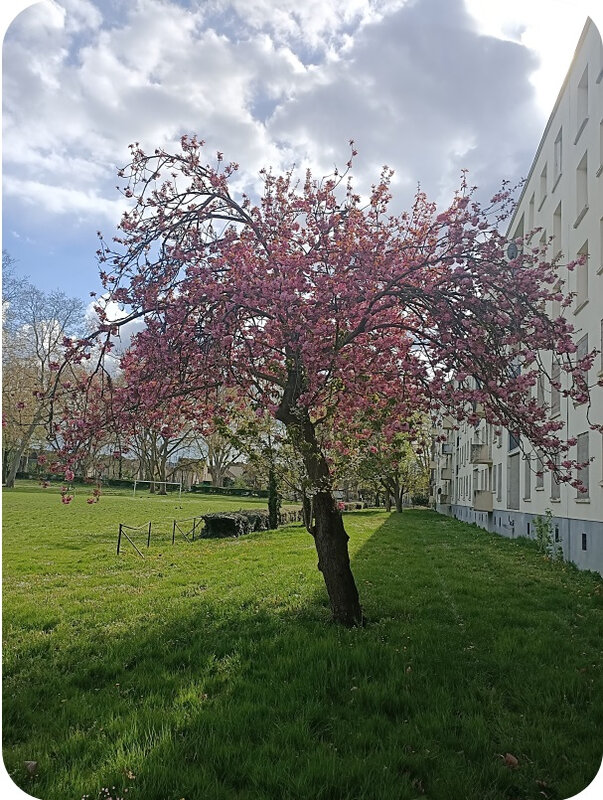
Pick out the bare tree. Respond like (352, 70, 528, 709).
(2, 264, 85, 487)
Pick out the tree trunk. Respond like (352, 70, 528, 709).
(302, 492, 313, 530)
(312, 490, 364, 626)
(268, 466, 280, 529)
(4, 417, 42, 488)
(208, 468, 224, 488)
(276, 370, 363, 626)
(158, 446, 168, 495)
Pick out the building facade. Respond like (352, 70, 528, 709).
(431, 18, 603, 576)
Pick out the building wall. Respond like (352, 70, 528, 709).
(431, 19, 603, 576)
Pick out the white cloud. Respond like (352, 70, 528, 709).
(265, 0, 541, 207)
(200, 0, 411, 52)
(464, 0, 603, 115)
(59, 0, 102, 33)
(84, 295, 146, 368)
(3, 0, 316, 223)
(3, 175, 125, 221)
(2, 0, 600, 247)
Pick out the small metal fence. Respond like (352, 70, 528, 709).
(172, 515, 203, 544)
(117, 515, 204, 557)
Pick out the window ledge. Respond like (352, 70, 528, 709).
(597, 164, 603, 178)
(574, 116, 589, 144)
(574, 298, 589, 315)
(552, 172, 562, 193)
(550, 498, 561, 503)
(523, 498, 532, 502)
(535, 487, 544, 492)
(573, 204, 588, 228)
(537, 193, 548, 212)
(597, 264, 603, 276)
(575, 498, 590, 504)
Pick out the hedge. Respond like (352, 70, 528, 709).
(201, 510, 270, 538)
(279, 509, 304, 524)
(190, 485, 270, 498)
(201, 508, 303, 538)
(339, 501, 368, 511)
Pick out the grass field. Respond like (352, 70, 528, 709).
(2, 483, 603, 800)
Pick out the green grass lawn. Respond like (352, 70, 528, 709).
(2, 483, 602, 800)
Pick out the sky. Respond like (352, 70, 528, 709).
(2, 0, 603, 304)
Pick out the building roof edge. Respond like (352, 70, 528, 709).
(506, 17, 602, 235)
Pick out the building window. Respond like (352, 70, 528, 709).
(575, 240, 588, 309)
(539, 163, 548, 208)
(577, 333, 589, 360)
(536, 375, 545, 408)
(508, 454, 520, 510)
(576, 334, 589, 398)
(528, 192, 535, 231)
(524, 455, 532, 500)
(536, 451, 544, 490)
(555, 525, 560, 542)
(551, 358, 561, 417)
(576, 432, 589, 499)
(575, 153, 588, 225)
(551, 280, 562, 320)
(576, 66, 588, 140)
(600, 318, 603, 373)
(497, 463, 502, 502)
(599, 120, 603, 175)
(581, 533, 588, 551)
(553, 202, 562, 257)
(551, 454, 561, 500)
(554, 127, 563, 184)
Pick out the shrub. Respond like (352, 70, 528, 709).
(201, 508, 303, 538)
(239, 510, 270, 532)
(278, 509, 303, 525)
(201, 512, 251, 538)
(534, 509, 563, 561)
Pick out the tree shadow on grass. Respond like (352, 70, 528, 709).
(4, 510, 602, 800)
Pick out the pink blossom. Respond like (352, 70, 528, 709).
(47, 140, 593, 520)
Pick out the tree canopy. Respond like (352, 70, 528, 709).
(51, 138, 599, 624)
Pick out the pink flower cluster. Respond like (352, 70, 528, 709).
(48, 138, 599, 498)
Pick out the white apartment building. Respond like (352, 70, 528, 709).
(431, 18, 603, 576)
